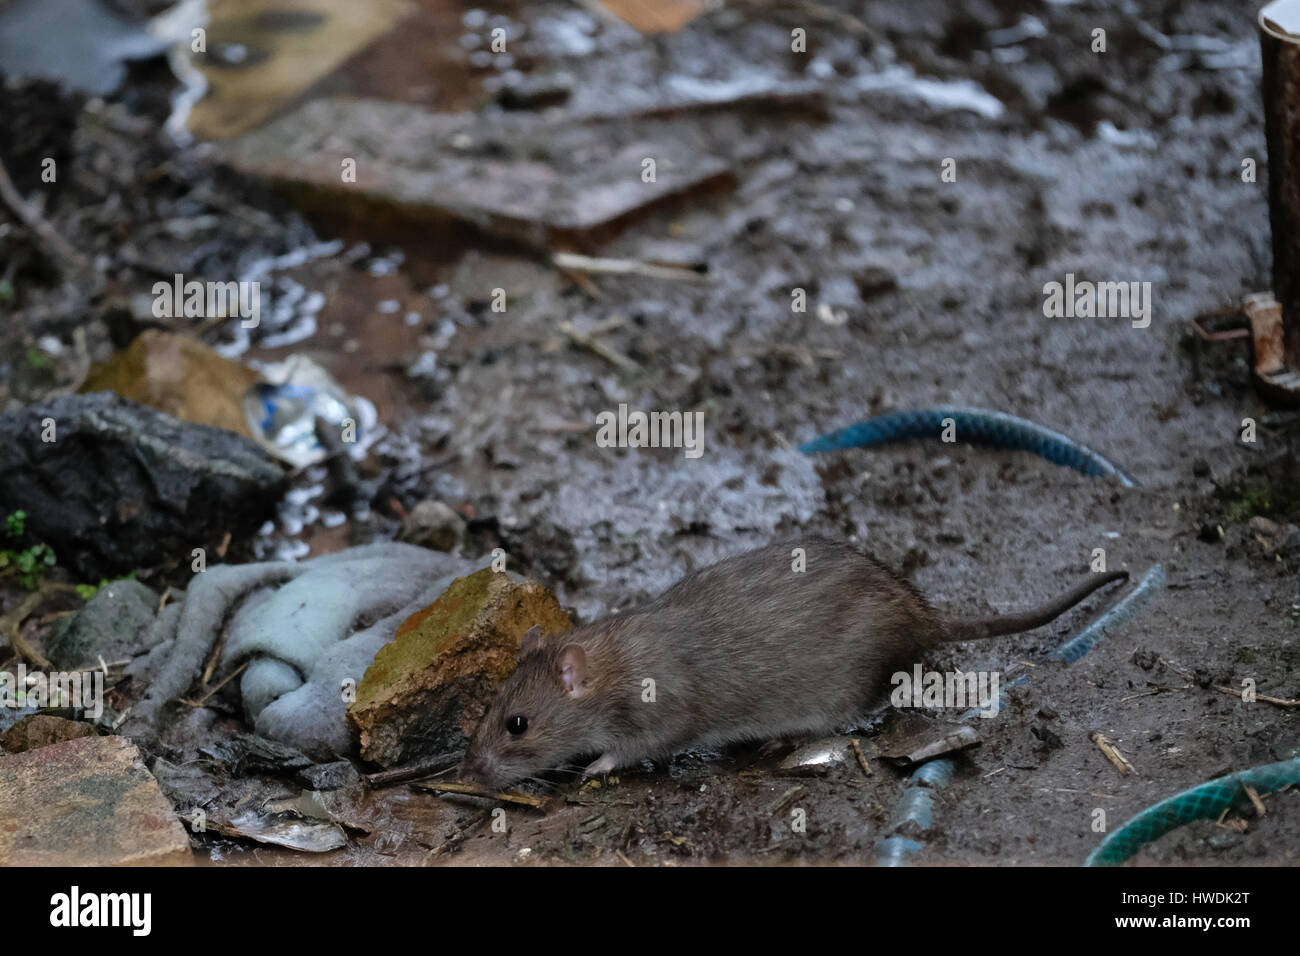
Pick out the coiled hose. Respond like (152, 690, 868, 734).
(800, 407, 1139, 487)
(1085, 759, 1300, 866)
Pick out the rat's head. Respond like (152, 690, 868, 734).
(460, 625, 606, 790)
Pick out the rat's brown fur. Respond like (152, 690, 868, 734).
(460, 537, 1126, 789)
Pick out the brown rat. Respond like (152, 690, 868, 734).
(460, 537, 1127, 789)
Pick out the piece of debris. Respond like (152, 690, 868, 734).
(184, 0, 413, 140)
(81, 330, 260, 438)
(214, 791, 348, 852)
(397, 500, 467, 552)
(1089, 731, 1136, 776)
(412, 779, 550, 810)
(0, 393, 285, 579)
(848, 737, 873, 776)
(1243, 293, 1300, 403)
(217, 98, 734, 251)
(1247, 514, 1300, 557)
(593, 0, 709, 34)
(767, 784, 807, 815)
(878, 711, 980, 765)
(551, 252, 709, 283)
(243, 354, 376, 469)
(363, 751, 462, 788)
(0, 735, 191, 865)
(1214, 684, 1300, 709)
(1, 714, 96, 753)
(199, 733, 314, 777)
(347, 568, 573, 767)
(778, 735, 867, 774)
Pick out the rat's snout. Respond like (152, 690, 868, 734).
(459, 750, 498, 788)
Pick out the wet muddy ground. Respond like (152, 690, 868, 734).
(3, 0, 1298, 864)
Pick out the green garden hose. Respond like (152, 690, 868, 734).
(1085, 758, 1300, 866)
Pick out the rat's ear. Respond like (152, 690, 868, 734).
(557, 643, 588, 698)
(519, 625, 542, 659)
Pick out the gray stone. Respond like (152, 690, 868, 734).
(45, 578, 159, 669)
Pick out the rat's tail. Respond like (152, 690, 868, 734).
(943, 570, 1129, 642)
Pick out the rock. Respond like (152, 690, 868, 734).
(347, 568, 573, 767)
(295, 760, 361, 791)
(218, 98, 733, 251)
(495, 71, 573, 110)
(1, 714, 95, 753)
(0, 735, 191, 865)
(80, 329, 259, 438)
(44, 578, 160, 669)
(0, 393, 285, 578)
(397, 500, 466, 552)
(1247, 515, 1300, 557)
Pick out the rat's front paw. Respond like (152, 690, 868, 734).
(582, 753, 618, 779)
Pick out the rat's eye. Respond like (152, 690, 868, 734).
(506, 715, 528, 736)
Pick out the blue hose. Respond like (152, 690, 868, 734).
(1050, 564, 1165, 664)
(800, 407, 1138, 487)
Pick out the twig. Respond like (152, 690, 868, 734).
(558, 320, 641, 372)
(1243, 784, 1267, 817)
(768, 784, 807, 815)
(1213, 684, 1300, 709)
(180, 660, 249, 707)
(363, 752, 464, 788)
(0, 156, 93, 277)
(412, 780, 551, 810)
(556, 264, 603, 299)
(0, 582, 83, 669)
(552, 252, 708, 283)
(1089, 731, 1135, 777)
(848, 737, 873, 776)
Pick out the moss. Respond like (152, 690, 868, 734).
(353, 568, 499, 708)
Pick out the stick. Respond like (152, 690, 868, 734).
(412, 780, 550, 810)
(768, 784, 807, 815)
(363, 752, 464, 788)
(558, 320, 642, 372)
(1243, 784, 1267, 817)
(0, 156, 93, 277)
(552, 252, 708, 283)
(1089, 731, 1135, 777)
(180, 660, 249, 707)
(1214, 684, 1300, 709)
(848, 738, 873, 776)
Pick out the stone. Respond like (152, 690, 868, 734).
(80, 329, 259, 438)
(347, 568, 573, 767)
(0, 393, 285, 578)
(1, 714, 95, 753)
(397, 499, 465, 552)
(44, 578, 160, 669)
(0, 735, 192, 865)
